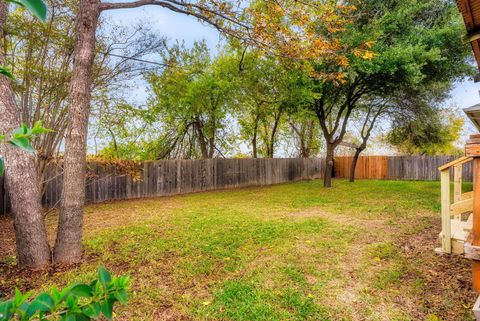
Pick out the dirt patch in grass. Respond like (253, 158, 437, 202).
(282, 207, 476, 320)
(398, 217, 475, 320)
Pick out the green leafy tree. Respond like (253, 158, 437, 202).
(301, 0, 472, 187)
(145, 41, 237, 159)
(94, 99, 162, 160)
(387, 108, 464, 156)
(234, 50, 293, 158)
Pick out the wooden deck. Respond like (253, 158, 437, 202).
(437, 157, 473, 255)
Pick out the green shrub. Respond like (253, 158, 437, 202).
(0, 267, 129, 321)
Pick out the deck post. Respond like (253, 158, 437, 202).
(440, 169, 451, 253)
(465, 134, 480, 292)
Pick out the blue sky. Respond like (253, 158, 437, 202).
(104, 6, 480, 140)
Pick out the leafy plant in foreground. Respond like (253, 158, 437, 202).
(0, 121, 51, 176)
(0, 267, 129, 321)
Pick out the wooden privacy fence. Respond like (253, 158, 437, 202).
(334, 156, 388, 179)
(334, 155, 472, 181)
(0, 155, 470, 215)
(0, 158, 325, 214)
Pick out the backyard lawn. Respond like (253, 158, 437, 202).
(0, 179, 476, 320)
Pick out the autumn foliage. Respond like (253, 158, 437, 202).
(186, 0, 374, 83)
(244, 0, 374, 82)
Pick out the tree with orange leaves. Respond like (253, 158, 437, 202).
(246, 0, 369, 82)
(293, 0, 472, 187)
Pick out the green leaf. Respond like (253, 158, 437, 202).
(59, 286, 71, 303)
(113, 289, 128, 304)
(25, 292, 55, 318)
(50, 287, 60, 304)
(82, 302, 101, 318)
(14, 288, 22, 304)
(66, 295, 77, 311)
(59, 313, 76, 321)
(74, 313, 90, 321)
(30, 121, 52, 135)
(12, 125, 28, 138)
(98, 267, 112, 290)
(0, 300, 13, 320)
(100, 299, 114, 320)
(70, 284, 93, 298)
(9, 137, 35, 153)
(13, 288, 30, 306)
(11, 0, 48, 21)
(12, 124, 28, 136)
(0, 66, 14, 80)
(0, 158, 3, 177)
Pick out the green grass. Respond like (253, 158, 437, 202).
(0, 179, 476, 320)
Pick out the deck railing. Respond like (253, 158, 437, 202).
(437, 156, 474, 254)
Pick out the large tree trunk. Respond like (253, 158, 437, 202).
(53, 0, 100, 263)
(0, 2, 50, 269)
(349, 147, 364, 183)
(324, 143, 335, 188)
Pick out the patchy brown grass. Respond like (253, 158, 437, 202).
(0, 179, 476, 320)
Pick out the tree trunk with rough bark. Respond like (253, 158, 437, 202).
(324, 143, 335, 188)
(53, 0, 100, 264)
(0, 1, 50, 269)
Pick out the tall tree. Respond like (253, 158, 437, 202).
(0, 1, 50, 268)
(145, 41, 236, 159)
(53, 0, 100, 262)
(305, 0, 472, 187)
(345, 0, 472, 181)
(235, 51, 292, 158)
